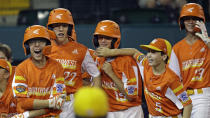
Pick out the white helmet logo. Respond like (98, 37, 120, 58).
(100, 26, 107, 31)
(187, 8, 194, 12)
(56, 14, 63, 19)
(151, 39, 157, 44)
(33, 29, 40, 34)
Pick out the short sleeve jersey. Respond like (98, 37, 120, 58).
(139, 58, 191, 116)
(48, 41, 99, 94)
(12, 57, 66, 117)
(169, 39, 210, 89)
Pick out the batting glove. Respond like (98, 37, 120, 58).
(49, 94, 66, 109)
(11, 111, 29, 118)
(195, 21, 210, 44)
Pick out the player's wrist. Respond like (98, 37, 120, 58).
(48, 98, 55, 108)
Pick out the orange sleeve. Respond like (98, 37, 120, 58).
(16, 98, 34, 113)
(113, 56, 140, 100)
(167, 69, 192, 107)
(51, 62, 66, 97)
(12, 66, 28, 98)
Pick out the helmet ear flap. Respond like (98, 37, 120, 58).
(180, 19, 185, 30)
(111, 38, 117, 49)
(24, 43, 30, 55)
(93, 36, 99, 48)
(67, 25, 73, 36)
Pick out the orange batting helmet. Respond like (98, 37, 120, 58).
(23, 25, 51, 55)
(93, 20, 121, 49)
(47, 8, 76, 41)
(179, 3, 205, 30)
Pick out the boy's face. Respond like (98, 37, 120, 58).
(52, 23, 69, 44)
(183, 16, 200, 33)
(0, 67, 9, 80)
(28, 39, 47, 61)
(146, 50, 165, 67)
(98, 35, 113, 49)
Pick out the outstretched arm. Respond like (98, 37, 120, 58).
(12, 109, 47, 118)
(96, 47, 141, 57)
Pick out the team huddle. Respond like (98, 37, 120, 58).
(0, 2, 210, 118)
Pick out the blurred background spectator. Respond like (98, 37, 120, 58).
(0, 0, 209, 26)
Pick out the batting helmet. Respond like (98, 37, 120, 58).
(47, 8, 76, 41)
(179, 3, 205, 30)
(23, 25, 51, 55)
(93, 20, 121, 49)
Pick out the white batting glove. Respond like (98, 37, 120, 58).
(11, 111, 29, 118)
(49, 94, 66, 109)
(195, 21, 210, 44)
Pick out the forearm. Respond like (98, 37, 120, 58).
(17, 98, 49, 112)
(112, 48, 139, 56)
(28, 109, 47, 118)
(93, 75, 102, 87)
(96, 47, 140, 57)
(183, 104, 192, 118)
(106, 71, 131, 100)
(33, 99, 49, 109)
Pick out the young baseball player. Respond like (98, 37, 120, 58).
(93, 20, 144, 118)
(0, 43, 12, 63)
(12, 25, 66, 117)
(168, 3, 210, 118)
(73, 87, 109, 118)
(95, 38, 192, 118)
(46, 8, 101, 118)
(0, 43, 16, 85)
(0, 59, 17, 118)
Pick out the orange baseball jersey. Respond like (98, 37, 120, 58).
(97, 56, 142, 112)
(139, 59, 191, 116)
(47, 41, 100, 94)
(169, 39, 210, 89)
(0, 66, 17, 118)
(12, 57, 66, 117)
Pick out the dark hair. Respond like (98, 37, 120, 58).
(161, 51, 168, 64)
(48, 23, 73, 36)
(0, 43, 12, 60)
(93, 35, 117, 49)
(24, 38, 51, 55)
(180, 16, 204, 29)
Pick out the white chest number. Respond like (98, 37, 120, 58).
(64, 71, 77, 86)
(155, 102, 163, 113)
(192, 68, 205, 81)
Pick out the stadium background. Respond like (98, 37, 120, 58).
(0, 0, 209, 117)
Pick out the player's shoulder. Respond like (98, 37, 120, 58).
(165, 66, 181, 81)
(48, 57, 63, 67)
(16, 58, 31, 68)
(70, 41, 88, 49)
(116, 55, 133, 60)
(116, 55, 136, 63)
(173, 38, 186, 49)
